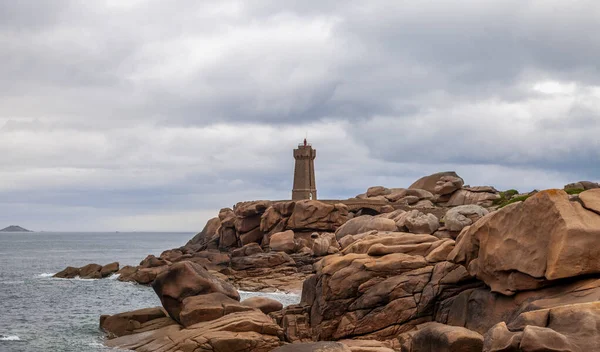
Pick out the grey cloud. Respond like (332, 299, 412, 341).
(0, 1, 599, 231)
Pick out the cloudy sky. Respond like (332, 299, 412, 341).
(1, 0, 599, 231)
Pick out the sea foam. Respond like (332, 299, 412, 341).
(38, 273, 55, 277)
(0, 335, 21, 341)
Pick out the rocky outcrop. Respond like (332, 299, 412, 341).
(445, 189, 500, 207)
(151, 261, 239, 323)
(442, 205, 488, 232)
(270, 230, 297, 253)
(241, 296, 283, 314)
(449, 189, 600, 295)
(54, 262, 119, 279)
(397, 209, 440, 234)
(306, 232, 478, 341)
(287, 200, 349, 231)
(564, 181, 599, 191)
(105, 310, 284, 352)
(400, 322, 484, 352)
(179, 292, 254, 327)
(335, 215, 397, 240)
(484, 301, 600, 351)
(100, 307, 175, 338)
(409, 171, 464, 195)
(187, 216, 221, 247)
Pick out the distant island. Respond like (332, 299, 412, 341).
(0, 225, 32, 232)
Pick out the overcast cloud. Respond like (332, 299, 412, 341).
(1, 0, 599, 231)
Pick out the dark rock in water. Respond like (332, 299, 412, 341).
(79, 263, 103, 279)
(0, 225, 32, 232)
(100, 262, 119, 277)
(53, 262, 120, 279)
(53, 266, 80, 278)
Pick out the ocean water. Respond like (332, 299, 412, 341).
(0, 232, 300, 352)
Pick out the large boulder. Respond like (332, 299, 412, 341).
(270, 230, 297, 253)
(449, 189, 600, 295)
(79, 263, 103, 279)
(187, 217, 221, 246)
(151, 261, 239, 323)
(53, 266, 80, 279)
(483, 302, 600, 352)
(105, 310, 283, 352)
(443, 205, 489, 232)
(218, 208, 239, 250)
(366, 186, 391, 198)
(564, 181, 599, 191)
(287, 200, 349, 231)
(100, 307, 175, 338)
(409, 171, 464, 195)
(402, 322, 483, 352)
(241, 296, 284, 314)
(101, 262, 120, 278)
(397, 210, 440, 234)
(234, 200, 272, 217)
(179, 292, 254, 327)
(434, 176, 465, 196)
(445, 189, 500, 207)
(335, 215, 397, 240)
(261, 201, 295, 233)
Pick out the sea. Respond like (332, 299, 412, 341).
(0, 232, 300, 352)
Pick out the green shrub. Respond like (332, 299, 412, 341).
(498, 195, 530, 208)
(565, 188, 585, 195)
(493, 189, 520, 206)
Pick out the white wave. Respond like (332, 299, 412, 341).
(72, 276, 98, 281)
(0, 335, 20, 341)
(2, 280, 24, 285)
(38, 273, 55, 277)
(107, 273, 121, 280)
(238, 290, 301, 306)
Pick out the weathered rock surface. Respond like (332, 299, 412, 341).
(443, 205, 488, 232)
(449, 189, 600, 295)
(54, 262, 120, 279)
(564, 181, 599, 191)
(400, 322, 483, 352)
(105, 310, 283, 352)
(445, 189, 500, 207)
(179, 292, 253, 327)
(409, 171, 464, 195)
(151, 261, 239, 323)
(483, 302, 600, 352)
(100, 307, 176, 338)
(335, 215, 397, 240)
(287, 200, 349, 231)
(397, 210, 440, 234)
(307, 232, 477, 341)
(187, 216, 221, 247)
(241, 296, 284, 314)
(270, 230, 297, 253)
(273, 342, 352, 352)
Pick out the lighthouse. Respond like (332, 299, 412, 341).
(292, 139, 317, 200)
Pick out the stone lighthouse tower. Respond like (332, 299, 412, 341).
(292, 139, 317, 200)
